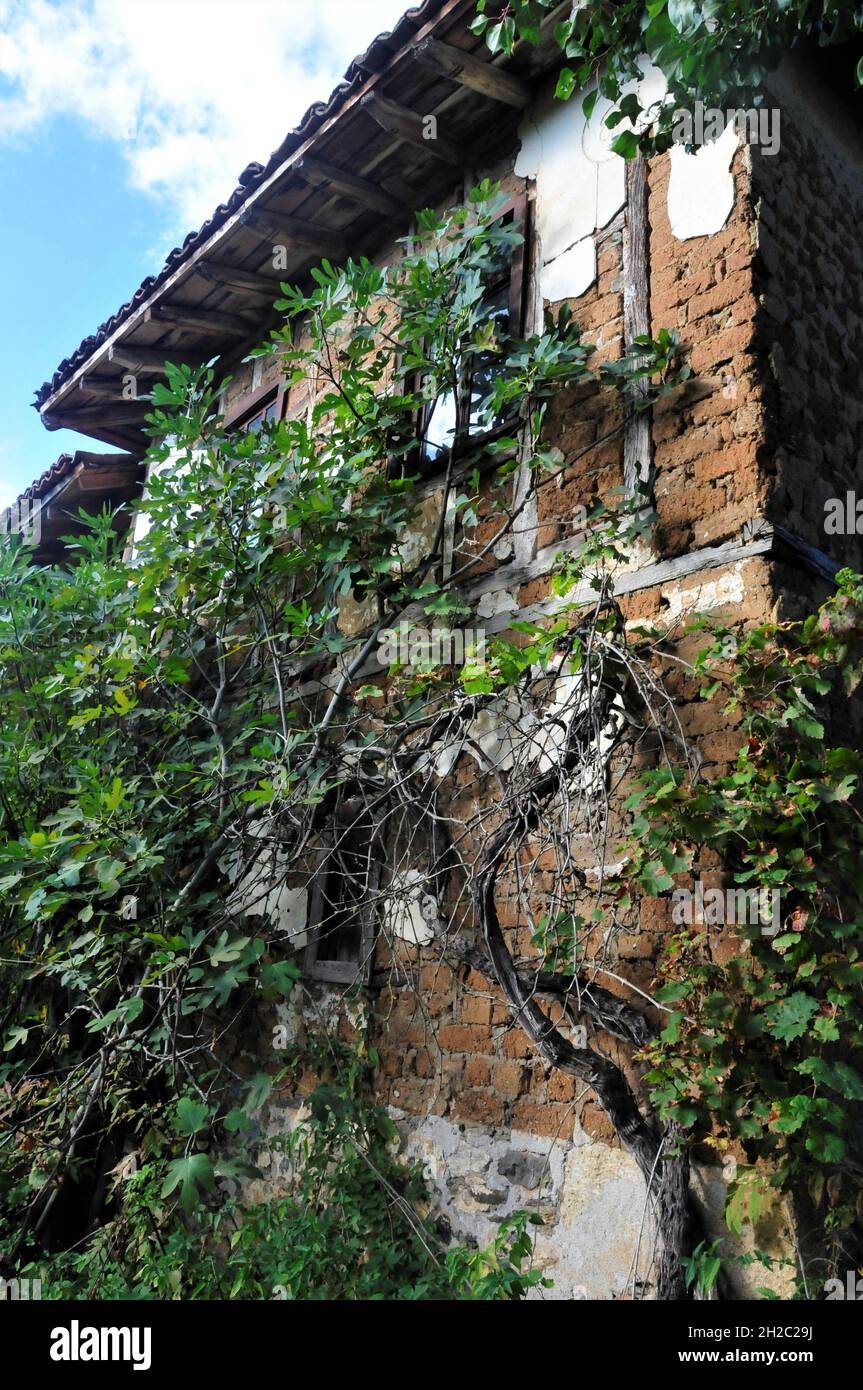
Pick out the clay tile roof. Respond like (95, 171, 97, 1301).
(33, 0, 442, 411)
(18, 451, 142, 505)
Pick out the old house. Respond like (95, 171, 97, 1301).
(22, 0, 863, 1298)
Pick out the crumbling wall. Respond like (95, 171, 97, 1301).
(225, 84, 798, 1298)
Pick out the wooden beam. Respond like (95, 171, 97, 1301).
(42, 404, 151, 431)
(410, 37, 530, 108)
(359, 91, 464, 166)
(78, 375, 145, 401)
(294, 154, 406, 217)
(195, 259, 282, 298)
(145, 303, 254, 337)
(108, 345, 210, 375)
(622, 155, 653, 498)
(73, 450, 138, 467)
(55, 466, 141, 496)
(238, 205, 347, 261)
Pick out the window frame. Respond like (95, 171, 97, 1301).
(222, 380, 285, 435)
(411, 185, 531, 475)
(302, 832, 380, 985)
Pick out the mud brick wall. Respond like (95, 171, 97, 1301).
(229, 102, 809, 1296)
(649, 145, 768, 558)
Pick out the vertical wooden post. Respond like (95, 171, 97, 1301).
(622, 154, 653, 497)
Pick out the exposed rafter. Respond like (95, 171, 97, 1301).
(77, 375, 146, 401)
(410, 36, 531, 108)
(294, 155, 407, 217)
(359, 91, 463, 166)
(145, 303, 255, 337)
(196, 260, 283, 298)
(42, 403, 151, 431)
(108, 345, 211, 375)
(238, 206, 347, 261)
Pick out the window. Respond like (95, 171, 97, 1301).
(417, 188, 530, 471)
(223, 382, 284, 435)
(244, 396, 279, 434)
(303, 829, 379, 984)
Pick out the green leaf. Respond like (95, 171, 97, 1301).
(639, 860, 675, 895)
(3, 1025, 29, 1052)
(260, 960, 301, 997)
(161, 1153, 215, 1212)
(764, 992, 818, 1043)
(556, 67, 577, 100)
(610, 129, 640, 160)
(175, 1096, 211, 1135)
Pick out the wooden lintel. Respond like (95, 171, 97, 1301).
(108, 345, 210, 375)
(238, 205, 347, 261)
(146, 303, 253, 337)
(294, 154, 406, 217)
(410, 37, 530, 108)
(196, 259, 282, 298)
(359, 91, 463, 167)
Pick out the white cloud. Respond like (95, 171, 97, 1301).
(0, 0, 411, 246)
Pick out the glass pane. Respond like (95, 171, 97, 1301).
(422, 388, 458, 463)
(469, 286, 511, 433)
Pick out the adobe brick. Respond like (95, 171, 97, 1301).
(437, 1023, 493, 1052)
(464, 1055, 491, 1087)
(451, 1088, 505, 1127)
(493, 1060, 526, 1097)
(512, 1098, 574, 1140)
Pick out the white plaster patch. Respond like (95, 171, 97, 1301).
(430, 664, 623, 786)
(395, 1111, 651, 1299)
(515, 61, 667, 303)
(660, 566, 746, 623)
(476, 588, 518, 620)
(668, 120, 739, 240)
(398, 489, 445, 570)
(226, 819, 309, 943)
(515, 85, 624, 301)
(130, 444, 183, 550)
(541, 237, 597, 302)
(382, 869, 444, 946)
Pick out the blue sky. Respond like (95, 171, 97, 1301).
(0, 0, 410, 504)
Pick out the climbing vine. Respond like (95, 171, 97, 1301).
(474, 0, 863, 157)
(1, 177, 862, 1302)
